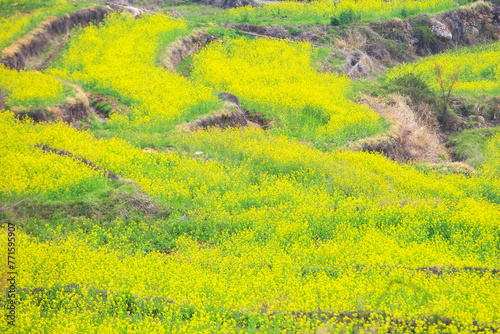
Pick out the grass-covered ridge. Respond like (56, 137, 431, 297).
(0, 0, 91, 50)
(224, 0, 460, 26)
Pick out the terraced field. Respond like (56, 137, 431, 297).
(1, 0, 500, 332)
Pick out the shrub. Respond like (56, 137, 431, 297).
(414, 26, 440, 54)
(331, 7, 359, 26)
(385, 73, 436, 105)
(401, 6, 409, 18)
(330, 16, 341, 26)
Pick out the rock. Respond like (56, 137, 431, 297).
(190, 111, 248, 131)
(344, 51, 373, 78)
(218, 92, 240, 108)
(472, 27, 479, 37)
(122, 6, 144, 18)
(193, 0, 254, 9)
(220, 0, 253, 8)
(431, 19, 453, 41)
(246, 121, 261, 129)
(468, 115, 486, 124)
(494, 6, 500, 21)
(299, 31, 319, 41)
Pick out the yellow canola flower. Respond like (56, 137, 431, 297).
(2, 88, 500, 332)
(4, 226, 499, 333)
(0, 64, 66, 108)
(0, 10, 42, 51)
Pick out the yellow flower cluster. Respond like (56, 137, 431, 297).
(191, 38, 384, 142)
(225, 0, 456, 25)
(3, 221, 500, 333)
(0, 10, 41, 50)
(49, 13, 213, 131)
(0, 112, 105, 196)
(387, 41, 500, 95)
(0, 64, 66, 108)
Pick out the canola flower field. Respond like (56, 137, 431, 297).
(1, 2, 500, 333)
(190, 38, 385, 142)
(47, 13, 214, 132)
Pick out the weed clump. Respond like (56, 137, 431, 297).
(414, 26, 440, 54)
(382, 73, 436, 106)
(330, 8, 359, 26)
(91, 99, 112, 118)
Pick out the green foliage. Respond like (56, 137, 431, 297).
(0, 180, 179, 250)
(287, 25, 303, 36)
(176, 55, 194, 77)
(448, 127, 500, 169)
(414, 26, 440, 54)
(206, 26, 247, 41)
(92, 100, 112, 117)
(330, 16, 341, 26)
(383, 73, 436, 105)
(330, 7, 359, 26)
(400, 6, 409, 18)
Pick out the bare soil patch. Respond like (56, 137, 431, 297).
(14, 102, 89, 124)
(186, 92, 276, 131)
(89, 93, 129, 119)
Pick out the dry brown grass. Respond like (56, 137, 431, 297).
(334, 29, 367, 50)
(350, 94, 447, 163)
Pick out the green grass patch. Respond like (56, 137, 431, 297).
(160, 3, 227, 25)
(448, 127, 500, 169)
(176, 54, 194, 77)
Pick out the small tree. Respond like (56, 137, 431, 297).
(434, 62, 461, 116)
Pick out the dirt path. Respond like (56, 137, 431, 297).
(253, 0, 287, 5)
